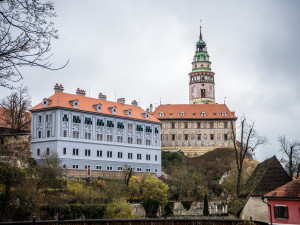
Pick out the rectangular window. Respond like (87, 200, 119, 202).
(107, 120, 114, 127)
(107, 166, 113, 171)
(197, 122, 201, 128)
(117, 166, 123, 171)
(165, 134, 168, 140)
(128, 123, 133, 130)
(38, 116, 42, 123)
(128, 153, 133, 159)
(62, 114, 68, 122)
(38, 131, 42, 138)
(146, 168, 151, 172)
(137, 138, 142, 145)
(136, 125, 143, 131)
(97, 133, 103, 141)
(96, 119, 104, 126)
(107, 134, 113, 142)
(72, 165, 79, 169)
(118, 152, 123, 158)
(224, 134, 228, 140)
(210, 134, 214, 140)
(136, 168, 142, 172)
(184, 134, 189, 140)
(128, 137, 133, 144)
(72, 131, 79, 138)
(37, 149, 40, 156)
(155, 139, 158, 146)
(63, 130, 67, 137)
(117, 122, 124, 129)
(171, 123, 175, 129)
(73, 116, 81, 123)
(154, 127, 159, 133)
(224, 122, 228, 129)
(96, 165, 102, 170)
(97, 150, 102, 157)
(146, 154, 151, 161)
(107, 151, 112, 158)
(63, 164, 66, 169)
(146, 139, 151, 145)
(84, 132, 91, 139)
(210, 122, 214, 129)
(73, 148, 79, 156)
(46, 148, 50, 155)
(47, 130, 51, 137)
(171, 134, 176, 140)
(84, 165, 90, 169)
(274, 206, 289, 219)
(117, 136, 123, 143)
(197, 134, 201, 140)
(155, 169, 158, 173)
(137, 154, 142, 160)
(84, 117, 92, 125)
(184, 122, 188, 129)
(46, 115, 49, 122)
(85, 149, 91, 156)
(146, 126, 152, 132)
(63, 148, 66, 155)
(155, 155, 158, 161)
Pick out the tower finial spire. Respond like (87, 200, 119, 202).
(200, 19, 203, 39)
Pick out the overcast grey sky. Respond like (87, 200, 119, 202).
(2, 0, 300, 162)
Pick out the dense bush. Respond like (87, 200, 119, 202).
(141, 199, 161, 218)
(181, 201, 193, 211)
(164, 201, 174, 217)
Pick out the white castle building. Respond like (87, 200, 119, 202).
(30, 84, 162, 177)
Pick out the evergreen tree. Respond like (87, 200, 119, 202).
(203, 194, 209, 216)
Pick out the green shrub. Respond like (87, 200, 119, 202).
(164, 201, 174, 217)
(83, 204, 106, 219)
(104, 200, 133, 219)
(141, 199, 161, 218)
(181, 201, 193, 211)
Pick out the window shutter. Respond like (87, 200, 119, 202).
(284, 207, 289, 219)
(274, 206, 278, 218)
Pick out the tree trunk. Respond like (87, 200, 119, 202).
(236, 168, 242, 197)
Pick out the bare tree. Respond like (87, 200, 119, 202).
(0, 85, 31, 133)
(0, 0, 68, 88)
(278, 135, 300, 178)
(231, 117, 267, 197)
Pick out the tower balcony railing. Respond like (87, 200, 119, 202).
(189, 80, 214, 84)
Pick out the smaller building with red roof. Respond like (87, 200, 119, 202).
(264, 178, 300, 225)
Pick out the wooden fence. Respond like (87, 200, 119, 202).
(0, 218, 268, 225)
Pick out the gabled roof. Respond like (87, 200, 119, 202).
(229, 156, 292, 216)
(30, 92, 160, 124)
(264, 177, 300, 198)
(153, 104, 236, 120)
(239, 156, 292, 198)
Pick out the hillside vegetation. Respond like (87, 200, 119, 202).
(161, 148, 238, 200)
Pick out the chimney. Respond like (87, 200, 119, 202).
(131, 100, 138, 106)
(150, 104, 153, 113)
(146, 108, 150, 113)
(76, 88, 86, 96)
(117, 98, 125, 104)
(98, 92, 107, 100)
(54, 83, 64, 93)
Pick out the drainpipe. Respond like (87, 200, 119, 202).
(261, 196, 272, 225)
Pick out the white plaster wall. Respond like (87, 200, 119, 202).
(239, 196, 268, 223)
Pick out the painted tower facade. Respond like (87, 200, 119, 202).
(189, 26, 215, 104)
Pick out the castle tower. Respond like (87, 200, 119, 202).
(189, 25, 215, 104)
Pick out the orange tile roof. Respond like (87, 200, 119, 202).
(153, 104, 237, 120)
(264, 177, 300, 198)
(30, 92, 161, 123)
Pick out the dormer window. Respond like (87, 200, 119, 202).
(180, 111, 185, 117)
(201, 111, 206, 117)
(93, 104, 102, 112)
(142, 112, 149, 119)
(124, 109, 132, 116)
(222, 111, 227, 117)
(159, 111, 164, 117)
(69, 99, 79, 108)
(42, 98, 52, 107)
(109, 106, 117, 114)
